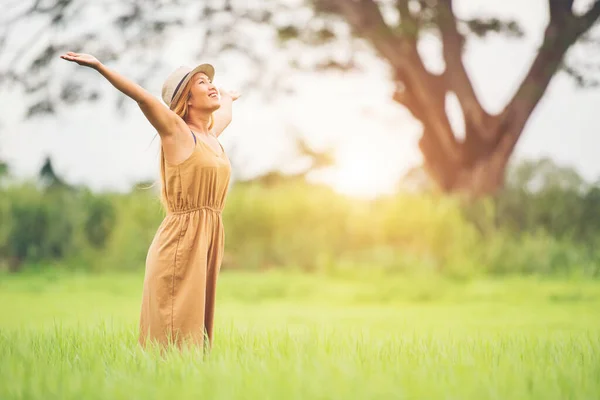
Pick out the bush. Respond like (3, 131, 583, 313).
(0, 183, 80, 271)
(0, 179, 599, 278)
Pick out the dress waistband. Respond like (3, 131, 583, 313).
(168, 205, 222, 215)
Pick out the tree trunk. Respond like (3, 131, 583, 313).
(418, 121, 519, 197)
(449, 143, 511, 197)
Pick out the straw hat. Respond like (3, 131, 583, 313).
(161, 63, 215, 109)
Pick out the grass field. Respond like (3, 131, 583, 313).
(1, 269, 599, 399)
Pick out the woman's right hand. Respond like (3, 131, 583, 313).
(59, 52, 101, 69)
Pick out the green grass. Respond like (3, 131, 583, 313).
(1, 270, 599, 399)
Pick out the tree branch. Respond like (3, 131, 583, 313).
(392, 81, 425, 121)
(501, 0, 600, 160)
(436, 0, 491, 139)
(325, 0, 408, 65)
(462, 17, 524, 38)
(395, 0, 412, 22)
(548, 0, 574, 22)
(577, 0, 600, 33)
(395, 0, 419, 40)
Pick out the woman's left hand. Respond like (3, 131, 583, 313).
(219, 88, 241, 101)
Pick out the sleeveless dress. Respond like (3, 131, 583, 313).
(138, 131, 231, 349)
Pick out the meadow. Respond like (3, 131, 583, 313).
(1, 269, 598, 400)
(2, 160, 600, 399)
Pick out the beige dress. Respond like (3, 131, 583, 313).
(139, 131, 231, 349)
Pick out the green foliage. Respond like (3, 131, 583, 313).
(0, 190, 12, 260)
(0, 184, 78, 270)
(0, 161, 8, 178)
(464, 18, 525, 38)
(1, 158, 600, 277)
(96, 191, 164, 272)
(83, 194, 117, 249)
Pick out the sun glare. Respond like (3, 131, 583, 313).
(325, 142, 400, 199)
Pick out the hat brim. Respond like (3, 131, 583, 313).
(169, 63, 216, 108)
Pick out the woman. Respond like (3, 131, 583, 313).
(60, 52, 240, 351)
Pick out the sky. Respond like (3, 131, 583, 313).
(1, 0, 599, 198)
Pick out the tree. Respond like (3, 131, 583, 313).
(2, 0, 600, 196)
(494, 157, 587, 235)
(310, 0, 600, 196)
(83, 194, 116, 250)
(38, 156, 67, 189)
(0, 160, 8, 179)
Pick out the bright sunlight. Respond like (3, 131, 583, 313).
(323, 139, 401, 198)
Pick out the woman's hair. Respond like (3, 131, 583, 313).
(158, 74, 214, 210)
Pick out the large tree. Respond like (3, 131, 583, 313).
(310, 0, 600, 196)
(2, 0, 599, 196)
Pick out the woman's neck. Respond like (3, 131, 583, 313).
(185, 110, 211, 135)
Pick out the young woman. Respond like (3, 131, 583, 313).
(60, 52, 240, 351)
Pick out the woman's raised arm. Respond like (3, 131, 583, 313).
(60, 52, 183, 138)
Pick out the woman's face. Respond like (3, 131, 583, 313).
(188, 72, 220, 112)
